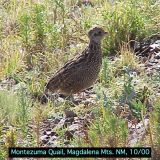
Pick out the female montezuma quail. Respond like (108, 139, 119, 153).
(44, 27, 107, 99)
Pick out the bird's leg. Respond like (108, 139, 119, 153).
(77, 91, 86, 100)
(81, 91, 86, 100)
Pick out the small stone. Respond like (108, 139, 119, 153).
(64, 130, 74, 140)
(46, 128, 52, 132)
(65, 117, 74, 123)
(40, 135, 49, 142)
(42, 139, 49, 144)
(68, 124, 79, 131)
(46, 131, 52, 135)
(54, 118, 61, 124)
(64, 109, 77, 118)
(54, 119, 65, 130)
(50, 131, 57, 136)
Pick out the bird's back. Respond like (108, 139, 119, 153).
(45, 42, 102, 96)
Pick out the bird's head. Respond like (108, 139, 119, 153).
(88, 27, 108, 43)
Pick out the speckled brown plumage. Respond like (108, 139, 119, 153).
(44, 27, 107, 98)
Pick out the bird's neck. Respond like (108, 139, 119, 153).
(89, 40, 101, 51)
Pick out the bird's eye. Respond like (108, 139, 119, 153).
(94, 31, 101, 36)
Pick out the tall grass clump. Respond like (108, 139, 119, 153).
(113, 44, 140, 74)
(102, 0, 159, 55)
(19, 4, 47, 70)
(3, 51, 22, 77)
(0, 90, 20, 124)
(0, 89, 31, 126)
(17, 89, 31, 135)
(73, 107, 128, 147)
(18, 1, 72, 72)
(100, 57, 113, 86)
(149, 98, 160, 158)
(19, 13, 31, 50)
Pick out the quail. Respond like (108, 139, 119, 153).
(42, 27, 107, 103)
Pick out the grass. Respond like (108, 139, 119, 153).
(0, 0, 160, 159)
(72, 107, 128, 147)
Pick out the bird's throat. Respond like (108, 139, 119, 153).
(89, 40, 101, 52)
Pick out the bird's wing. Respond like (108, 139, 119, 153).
(45, 47, 89, 91)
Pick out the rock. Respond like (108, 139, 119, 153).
(64, 109, 77, 118)
(40, 135, 49, 144)
(54, 118, 65, 130)
(54, 118, 61, 124)
(68, 124, 80, 131)
(64, 130, 74, 140)
(50, 131, 57, 136)
(155, 52, 160, 59)
(65, 117, 74, 123)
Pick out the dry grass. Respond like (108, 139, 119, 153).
(0, 0, 160, 159)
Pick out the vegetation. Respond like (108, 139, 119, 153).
(0, 0, 160, 159)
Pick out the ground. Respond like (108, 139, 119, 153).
(0, 0, 160, 159)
